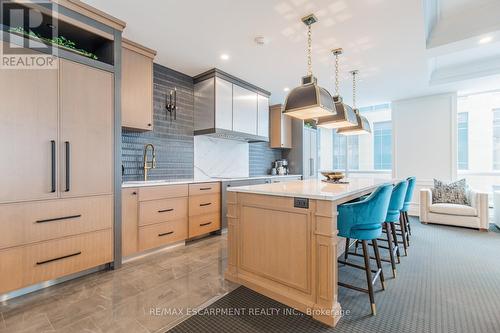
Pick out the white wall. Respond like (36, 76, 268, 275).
(194, 136, 249, 178)
(392, 92, 458, 215)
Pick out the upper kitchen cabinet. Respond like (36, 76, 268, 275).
(121, 39, 157, 131)
(193, 68, 270, 142)
(233, 85, 258, 135)
(257, 94, 270, 138)
(270, 104, 292, 149)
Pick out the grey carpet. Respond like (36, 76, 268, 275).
(168, 219, 500, 333)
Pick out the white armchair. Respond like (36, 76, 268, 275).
(420, 189, 489, 231)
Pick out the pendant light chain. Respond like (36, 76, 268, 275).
(335, 52, 340, 96)
(352, 70, 357, 109)
(307, 24, 312, 76)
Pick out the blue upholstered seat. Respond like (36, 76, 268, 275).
(386, 180, 409, 223)
(337, 184, 393, 241)
(401, 177, 416, 212)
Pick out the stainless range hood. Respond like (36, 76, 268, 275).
(193, 68, 271, 143)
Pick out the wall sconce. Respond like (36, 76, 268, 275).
(166, 88, 177, 121)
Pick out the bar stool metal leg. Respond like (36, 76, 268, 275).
(344, 237, 350, 261)
(362, 240, 376, 315)
(399, 215, 409, 255)
(372, 239, 385, 290)
(385, 222, 397, 277)
(391, 222, 401, 263)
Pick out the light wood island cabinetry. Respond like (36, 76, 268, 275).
(225, 178, 391, 327)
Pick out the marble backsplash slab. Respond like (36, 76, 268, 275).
(194, 136, 249, 178)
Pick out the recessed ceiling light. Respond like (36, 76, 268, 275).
(220, 54, 230, 60)
(478, 36, 493, 44)
(283, 87, 290, 92)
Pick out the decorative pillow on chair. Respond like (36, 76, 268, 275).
(432, 179, 470, 206)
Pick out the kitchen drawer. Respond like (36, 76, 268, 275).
(0, 195, 113, 250)
(0, 229, 113, 294)
(189, 182, 220, 196)
(139, 197, 188, 226)
(189, 213, 220, 238)
(138, 218, 187, 251)
(139, 184, 188, 202)
(189, 193, 220, 216)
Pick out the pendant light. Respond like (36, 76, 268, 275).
(317, 48, 358, 129)
(283, 14, 335, 120)
(337, 70, 371, 135)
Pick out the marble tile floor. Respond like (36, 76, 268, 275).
(0, 234, 238, 333)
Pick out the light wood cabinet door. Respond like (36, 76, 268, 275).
(0, 62, 59, 203)
(122, 188, 138, 257)
(60, 59, 114, 198)
(122, 46, 153, 131)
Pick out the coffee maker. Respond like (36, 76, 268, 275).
(272, 159, 289, 176)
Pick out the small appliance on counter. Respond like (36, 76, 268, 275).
(272, 159, 289, 176)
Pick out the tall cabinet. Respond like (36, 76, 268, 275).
(0, 55, 115, 295)
(283, 120, 319, 179)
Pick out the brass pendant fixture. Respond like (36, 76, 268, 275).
(283, 14, 335, 120)
(317, 48, 358, 129)
(337, 70, 372, 135)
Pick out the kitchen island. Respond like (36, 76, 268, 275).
(224, 178, 392, 327)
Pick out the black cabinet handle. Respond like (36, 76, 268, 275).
(36, 214, 82, 224)
(36, 251, 81, 265)
(200, 222, 212, 227)
(50, 140, 56, 193)
(158, 231, 174, 237)
(65, 141, 70, 192)
(200, 202, 211, 207)
(158, 208, 174, 213)
(199, 187, 212, 191)
(132, 191, 137, 195)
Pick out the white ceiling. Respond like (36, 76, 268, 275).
(83, 0, 500, 106)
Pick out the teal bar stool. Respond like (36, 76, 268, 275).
(379, 180, 408, 277)
(338, 184, 393, 316)
(401, 177, 416, 239)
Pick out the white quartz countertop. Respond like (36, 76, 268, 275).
(226, 178, 393, 201)
(122, 175, 302, 188)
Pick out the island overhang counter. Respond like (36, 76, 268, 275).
(224, 178, 393, 327)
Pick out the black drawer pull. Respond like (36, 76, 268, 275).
(200, 222, 212, 227)
(200, 202, 212, 207)
(36, 251, 81, 265)
(199, 187, 212, 191)
(158, 231, 174, 237)
(50, 140, 56, 193)
(36, 214, 82, 224)
(65, 141, 70, 192)
(158, 208, 174, 213)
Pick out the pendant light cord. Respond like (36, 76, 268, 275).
(307, 24, 312, 76)
(352, 70, 357, 110)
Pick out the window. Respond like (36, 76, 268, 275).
(494, 109, 500, 170)
(457, 112, 469, 170)
(373, 121, 392, 170)
(332, 131, 359, 170)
